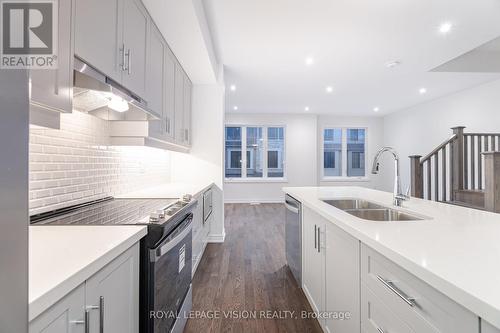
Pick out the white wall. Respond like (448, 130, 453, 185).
(379, 79, 500, 192)
(171, 84, 226, 241)
(318, 115, 385, 190)
(224, 113, 318, 202)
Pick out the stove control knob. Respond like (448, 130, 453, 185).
(165, 208, 176, 215)
(149, 212, 161, 222)
(156, 210, 165, 219)
(182, 194, 192, 202)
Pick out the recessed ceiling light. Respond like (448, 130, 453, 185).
(439, 22, 453, 34)
(305, 57, 314, 66)
(373, 107, 380, 112)
(325, 86, 333, 93)
(419, 87, 427, 94)
(230, 84, 236, 91)
(233, 106, 238, 111)
(385, 60, 401, 68)
(305, 106, 310, 111)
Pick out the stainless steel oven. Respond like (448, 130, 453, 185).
(149, 213, 193, 333)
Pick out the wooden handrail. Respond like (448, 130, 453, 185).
(420, 134, 457, 163)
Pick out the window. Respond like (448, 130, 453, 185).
(225, 126, 285, 180)
(323, 128, 342, 176)
(225, 127, 242, 178)
(322, 128, 366, 178)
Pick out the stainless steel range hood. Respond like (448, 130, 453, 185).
(73, 57, 159, 120)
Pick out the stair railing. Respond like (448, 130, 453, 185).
(409, 126, 500, 213)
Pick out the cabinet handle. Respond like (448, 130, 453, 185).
(71, 309, 89, 333)
(125, 49, 132, 74)
(314, 225, 317, 249)
(185, 129, 189, 141)
(376, 275, 416, 307)
(99, 296, 104, 333)
(377, 328, 386, 333)
(120, 43, 126, 71)
(317, 227, 321, 253)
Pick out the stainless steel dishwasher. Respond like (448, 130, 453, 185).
(285, 194, 302, 286)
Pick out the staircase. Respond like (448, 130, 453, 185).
(409, 126, 500, 213)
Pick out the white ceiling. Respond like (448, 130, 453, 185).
(204, 0, 500, 115)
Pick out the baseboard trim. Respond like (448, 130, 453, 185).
(224, 198, 284, 204)
(207, 231, 225, 243)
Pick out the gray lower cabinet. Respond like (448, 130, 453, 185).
(482, 320, 500, 333)
(29, 284, 85, 333)
(302, 207, 326, 324)
(361, 244, 478, 333)
(324, 222, 360, 333)
(85, 244, 140, 333)
(30, 243, 140, 333)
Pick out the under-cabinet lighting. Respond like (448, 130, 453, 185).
(108, 95, 129, 112)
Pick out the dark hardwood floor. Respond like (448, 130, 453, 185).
(184, 203, 322, 333)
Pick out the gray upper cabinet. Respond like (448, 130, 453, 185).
(183, 75, 192, 146)
(164, 48, 176, 140)
(75, 0, 148, 99)
(174, 64, 185, 145)
(30, 0, 74, 129)
(121, 0, 148, 99)
(75, 0, 122, 82)
(147, 23, 165, 137)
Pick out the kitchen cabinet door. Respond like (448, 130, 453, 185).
(483, 320, 500, 333)
(85, 243, 140, 333)
(174, 64, 185, 145)
(75, 0, 123, 82)
(30, 0, 74, 116)
(302, 207, 326, 321)
(29, 284, 85, 333)
(183, 75, 192, 146)
(147, 22, 165, 137)
(121, 0, 148, 99)
(325, 222, 360, 333)
(163, 48, 176, 141)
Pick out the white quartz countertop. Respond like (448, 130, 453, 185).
(29, 225, 147, 321)
(283, 186, 500, 329)
(117, 182, 213, 199)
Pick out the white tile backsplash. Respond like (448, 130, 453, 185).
(29, 111, 171, 215)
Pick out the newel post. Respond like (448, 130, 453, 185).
(451, 126, 465, 200)
(483, 152, 500, 213)
(409, 155, 423, 198)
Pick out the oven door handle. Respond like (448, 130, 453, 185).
(150, 215, 193, 262)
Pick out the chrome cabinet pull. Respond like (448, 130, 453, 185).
(317, 226, 321, 253)
(120, 43, 126, 70)
(314, 225, 317, 249)
(125, 49, 131, 74)
(377, 327, 386, 333)
(99, 296, 104, 333)
(71, 309, 89, 333)
(377, 275, 416, 307)
(284, 202, 299, 214)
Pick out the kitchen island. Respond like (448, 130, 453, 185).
(284, 186, 500, 333)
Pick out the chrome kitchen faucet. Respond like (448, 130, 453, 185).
(372, 147, 410, 207)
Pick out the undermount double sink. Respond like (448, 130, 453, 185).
(322, 199, 424, 221)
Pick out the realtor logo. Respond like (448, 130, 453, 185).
(1, 0, 58, 68)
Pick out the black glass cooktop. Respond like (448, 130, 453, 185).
(31, 197, 177, 226)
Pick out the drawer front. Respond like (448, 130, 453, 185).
(362, 284, 414, 333)
(361, 245, 478, 333)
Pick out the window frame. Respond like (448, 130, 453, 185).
(224, 124, 287, 182)
(320, 126, 369, 182)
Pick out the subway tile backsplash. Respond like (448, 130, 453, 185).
(29, 111, 171, 215)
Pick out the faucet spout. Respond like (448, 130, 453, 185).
(372, 147, 408, 207)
